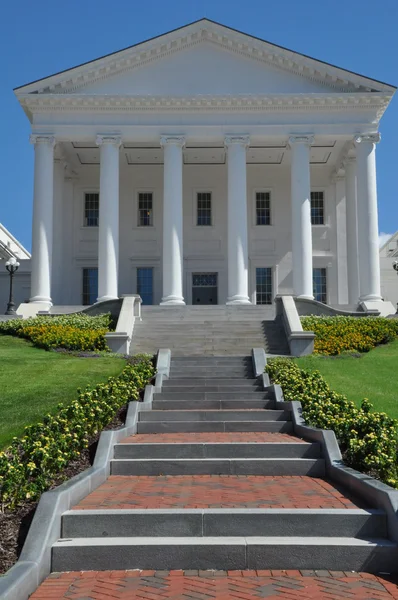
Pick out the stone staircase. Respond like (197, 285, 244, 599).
(51, 355, 397, 574)
(130, 306, 290, 356)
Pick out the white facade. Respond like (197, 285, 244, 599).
(0, 224, 31, 311)
(380, 232, 398, 310)
(14, 19, 396, 310)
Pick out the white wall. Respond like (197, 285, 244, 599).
(57, 160, 340, 305)
(380, 257, 398, 310)
(0, 261, 31, 312)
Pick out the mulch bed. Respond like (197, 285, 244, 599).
(0, 404, 128, 576)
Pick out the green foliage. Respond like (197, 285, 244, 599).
(0, 313, 112, 352)
(0, 355, 154, 510)
(266, 358, 398, 489)
(301, 315, 398, 355)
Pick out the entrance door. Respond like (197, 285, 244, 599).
(192, 272, 218, 305)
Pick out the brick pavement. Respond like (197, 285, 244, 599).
(121, 432, 305, 443)
(73, 475, 362, 510)
(30, 570, 398, 599)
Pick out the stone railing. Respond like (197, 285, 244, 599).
(105, 294, 142, 355)
(275, 295, 314, 357)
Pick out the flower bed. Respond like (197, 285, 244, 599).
(0, 355, 154, 510)
(301, 315, 398, 355)
(266, 358, 398, 488)
(0, 313, 112, 352)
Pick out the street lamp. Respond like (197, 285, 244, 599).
(5, 257, 20, 315)
(393, 261, 398, 314)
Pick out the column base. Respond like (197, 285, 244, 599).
(295, 294, 314, 301)
(160, 296, 186, 306)
(226, 295, 251, 305)
(96, 295, 119, 303)
(359, 294, 383, 302)
(29, 296, 53, 309)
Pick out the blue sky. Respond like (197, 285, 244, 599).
(1, 0, 397, 251)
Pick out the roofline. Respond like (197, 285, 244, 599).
(0, 223, 31, 258)
(14, 18, 397, 93)
(380, 231, 398, 253)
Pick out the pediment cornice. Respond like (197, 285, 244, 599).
(18, 92, 391, 121)
(14, 21, 396, 97)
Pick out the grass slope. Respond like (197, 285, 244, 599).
(0, 336, 125, 448)
(295, 339, 398, 418)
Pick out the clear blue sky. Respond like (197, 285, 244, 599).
(1, 0, 397, 251)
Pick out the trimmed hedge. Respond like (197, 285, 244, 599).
(266, 358, 398, 489)
(301, 315, 398, 355)
(0, 355, 154, 510)
(0, 313, 112, 352)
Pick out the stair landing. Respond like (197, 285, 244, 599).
(31, 570, 398, 599)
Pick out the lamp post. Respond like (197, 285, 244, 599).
(5, 257, 20, 315)
(393, 261, 398, 314)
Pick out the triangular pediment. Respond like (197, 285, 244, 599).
(15, 19, 396, 97)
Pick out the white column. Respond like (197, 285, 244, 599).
(288, 135, 314, 299)
(96, 135, 121, 302)
(160, 135, 185, 305)
(51, 156, 65, 305)
(225, 135, 251, 305)
(334, 172, 348, 305)
(29, 134, 56, 306)
(344, 156, 360, 304)
(355, 133, 382, 302)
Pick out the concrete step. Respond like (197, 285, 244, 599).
(160, 385, 264, 393)
(153, 392, 273, 401)
(114, 442, 321, 459)
(170, 359, 253, 367)
(138, 410, 290, 422)
(152, 399, 275, 410)
(61, 508, 386, 539)
(162, 378, 262, 387)
(110, 457, 324, 476)
(52, 535, 398, 573)
(169, 369, 255, 378)
(136, 421, 294, 434)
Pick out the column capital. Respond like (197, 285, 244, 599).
(343, 155, 357, 167)
(29, 134, 56, 148)
(354, 133, 381, 145)
(332, 168, 345, 183)
(96, 135, 122, 147)
(288, 134, 314, 148)
(160, 135, 186, 148)
(224, 135, 250, 148)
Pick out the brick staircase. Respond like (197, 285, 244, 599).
(50, 355, 397, 576)
(130, 306, 290, 356)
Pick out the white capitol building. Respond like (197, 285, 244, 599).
(6, 19, 397, 315)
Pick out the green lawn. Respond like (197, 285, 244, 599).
(0, 335, 126, 448)
(294, 339, 398, 418)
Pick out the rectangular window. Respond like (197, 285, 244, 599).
(256, 267, 273, 305)
(138, 193, 153, 227)
(137, 267, 153, 305)
(197, 192, 212, 226)
(313, 268, 327, 303)
(82, 268, 98, 305)
(256, 192, 271, 225)
(84, 193, 99, 227)
(311, 191, 324, 225)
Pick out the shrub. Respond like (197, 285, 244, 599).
(266, 358, 398, 488)
(301, 315, 398, 355)
(0, 313, 112, 352)
(0, 354, 154, 510)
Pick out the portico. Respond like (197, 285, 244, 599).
(16, 19, 395, 312)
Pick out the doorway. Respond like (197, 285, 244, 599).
(192, 272, 218, 305)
